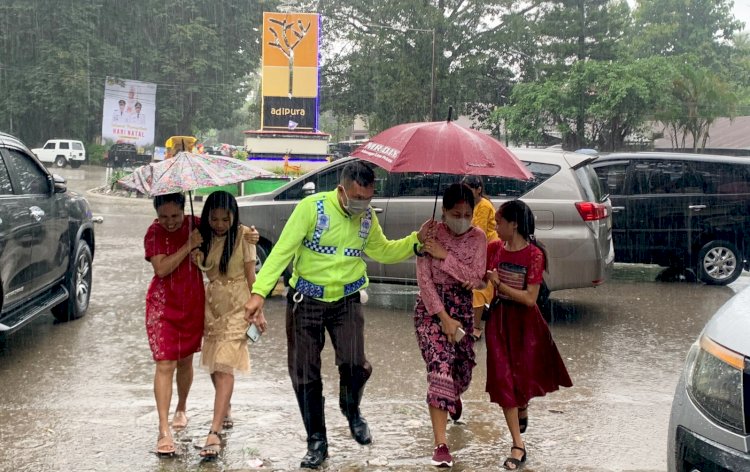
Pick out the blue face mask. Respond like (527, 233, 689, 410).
(340, 186, 371, 216)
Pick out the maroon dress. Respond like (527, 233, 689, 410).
(144, 216, 205, 361)
(484, 241, 572, 407)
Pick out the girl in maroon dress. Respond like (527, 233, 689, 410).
(144, 193, 205, 455)
(484, 199, 572, 470)
(415, 183, 487, 468)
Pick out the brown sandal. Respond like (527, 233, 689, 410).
(156, 432, 176, 456)
(199, 430, 222, 460)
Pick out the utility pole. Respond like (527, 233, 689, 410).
(366, 23, 437, 121)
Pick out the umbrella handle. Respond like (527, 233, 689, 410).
(431, 173, 442, 219)
(447, 106, 453, 123)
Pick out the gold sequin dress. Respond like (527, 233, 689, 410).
(200, 226, 256, 375)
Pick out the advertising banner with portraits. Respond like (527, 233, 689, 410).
(102, 77, 157, 151)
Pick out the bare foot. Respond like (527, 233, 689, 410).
(171, 410, 188, 429)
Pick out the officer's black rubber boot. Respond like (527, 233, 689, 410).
(300, 432, 328, 469)
(339, 363, 373, 445)
(295, 381, 328, 468)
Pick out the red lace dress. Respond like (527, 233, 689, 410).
(484, 241, 572, 407)
(144, 216, 205, 361)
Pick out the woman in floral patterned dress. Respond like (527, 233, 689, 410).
(414, 183, 487, 468)
(144, 192, 205, 455)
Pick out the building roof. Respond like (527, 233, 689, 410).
(653, 116, 750, 151)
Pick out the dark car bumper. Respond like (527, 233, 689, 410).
(674, 426, 750, 472)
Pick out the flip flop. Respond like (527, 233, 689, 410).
(156, 432, 176, 456)
(171, 410, 188, 429)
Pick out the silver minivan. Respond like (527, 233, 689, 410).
(667, 284, 750, 471)
(238, 149, 614, 304)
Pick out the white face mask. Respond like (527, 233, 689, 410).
(340, 186, 371, 216)
(445, 216, 472, 235)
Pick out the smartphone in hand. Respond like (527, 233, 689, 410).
(246, 323, 262, 343)
(454, 327, 466, 343)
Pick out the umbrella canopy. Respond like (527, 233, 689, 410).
(350, 120, 533, 180)
(118, 151, 275, 197)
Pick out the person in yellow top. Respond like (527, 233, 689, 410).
(244, 161, 435, 469)
(463, 176, 500, 341)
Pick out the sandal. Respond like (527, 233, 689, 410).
(470, 328, 483, 341)
(156, 432, 176, 456)
(222, 416, 234, 429)
(503, 446, 527, 470)
(518, 406, 528, 434)
(199, 430, 222, 460)
(171, 410, 188, 429)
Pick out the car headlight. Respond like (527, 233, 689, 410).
(686, 335, 747, 434)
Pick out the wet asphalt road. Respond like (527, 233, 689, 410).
(0, 165, 747, 472)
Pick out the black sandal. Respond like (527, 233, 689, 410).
(503, 446, 527, 470)
(518, 406, 528, 434)
(199, 430, 222, 460)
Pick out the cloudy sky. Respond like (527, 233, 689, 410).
(735, 0, 750, 30)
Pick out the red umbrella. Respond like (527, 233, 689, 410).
(350, 115, 533, 180)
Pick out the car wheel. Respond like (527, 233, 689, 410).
(696, 240, 743, 286)
(69, 161, 82, 169)
(52, 240, 93, 321)
(54, 156, 67, 168)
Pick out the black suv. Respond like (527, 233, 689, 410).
(0, 132, 96, 333)
(104, 142, 151, 168)
(593, 152, 749, 285)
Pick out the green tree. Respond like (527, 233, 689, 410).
(316, 0, 520, 132)
(656, 64, 737, 152)
(631, 0, 742, 68)
(0, 0, 273, 146)
(495, 58, 675, 151)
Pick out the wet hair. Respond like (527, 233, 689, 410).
(153, 192, 185, 211)
(443, 183, 475, 210)
(461, 175, 484, 194)
(341, 161, 375, 187)
(498, 199, 548, 271)
(199, 191, 240, 275)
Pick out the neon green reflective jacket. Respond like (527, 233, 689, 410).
(253, 190, 420, 302)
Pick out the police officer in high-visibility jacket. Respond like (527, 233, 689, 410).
(245, 161, 435, 469)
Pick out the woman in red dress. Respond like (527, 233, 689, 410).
(484, 199, 572, 470)
(144, 193, 205, 455)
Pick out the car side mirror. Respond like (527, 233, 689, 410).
(52, 174, 67, 193)
(302, 181, 316, 196)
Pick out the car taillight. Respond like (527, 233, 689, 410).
(575, 202, 608, 221)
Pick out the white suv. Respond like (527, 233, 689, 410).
(31, 139, 87, 168)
